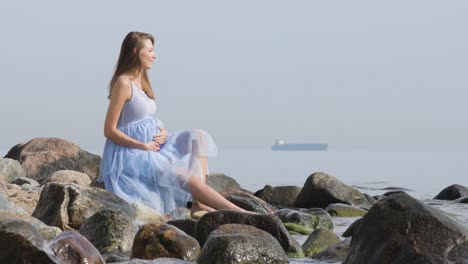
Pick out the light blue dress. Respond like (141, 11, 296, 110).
(97, 81, 217, 217)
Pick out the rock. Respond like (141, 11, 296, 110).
(42, 170, 92, 186)
(12, 176, 40, 187)
(0, 218, 57, 263)
(342, 218, 361, 238)
(293, 172, 375, 209)
(221, 189, 277, 214)
(434, 184, 468, 200)
(206, 172, 241, 193)
(344, 192, 468, 263)
(132, 202, 166, 225)
(167, 219, 197, 238)
(4, 183, 40, 215)
(4, 137, 100, 183)
(283, 223, 312, 235)
(79, 209, 137, 255)
(275, 208, 334, 232)
(455, 197, 468, 203)
(0, 182, 28, 214)
(33, 182, 135, 230)
(131, 223, 200, 261)
(312, 237, 351, 263)
(0, 158, 26, 183)
(50, 230, 105, 264)
(190, 210, 207, 220)
(0, 210, 62, 241)
(198, 224, 289, 264)
(195, 210, 304, 257)
(325, 203, 367, 217)
(254, 185, 302, 207)
(302, 227, 341, 257)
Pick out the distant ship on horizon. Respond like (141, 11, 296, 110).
(271, 140, 328, 151)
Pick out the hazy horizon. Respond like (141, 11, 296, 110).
(1, 1, 467, 154)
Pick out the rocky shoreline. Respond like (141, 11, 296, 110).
(0, 137, 467, 263)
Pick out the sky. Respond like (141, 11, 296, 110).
(1, 0, 467, 154)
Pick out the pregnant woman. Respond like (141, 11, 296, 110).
(97, 31, 247, 218)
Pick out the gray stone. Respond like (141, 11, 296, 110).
(42, 170, 92, 187)
(12, 176, 40, 187)
(0, 210, 62, 241)
(325, 203, 367, 217)
(206, 172, 241, 193)
(293, 172, 375, 210)
(302, 227, 341, 257)
(0, 158, 26, 183)
(313, 237, 351, 263)
(198, 224, 289, 264)
(222, 189, 277, 214)
(434, 184, 468, 200)
(275, 208, 334, 232)
(79, 209, 137, 255)
(254, 185, 302, 207)
(344, 192, 468, 263)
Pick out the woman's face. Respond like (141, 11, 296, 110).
(139, 39, 156, 70)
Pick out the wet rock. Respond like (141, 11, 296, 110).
(4, 137, 100, 183)
(221, 189, 277, 214)
(325, 203, 367, 217)
(342, 218, 361, 238)
(293, 172, 375, 210)
(254, 185, 302, 207)
(79, 209, 137, 255)
(455, 197, 468, 203)
(195, 210, 304, 257)
(312, 237, 351, 263)
(206, 172, 241, 193)
(198, 224, 289, 264)
(131, 223, 200, 261)
(434, 184, 468, 200)
(50, 230, 105, 264)
(344, 192, 468, 263)
(0, 210, 62, 241)
(33, 182, 135, 230)
(167, 219, 197, 238)
(4, 182, 40, 214)
(0, 158, 26, 183)
(275, 208, 333, 233)
(0, 218, 57, 263)
(302, 227, 341, 257)
(283, 223, 312, 235)
(42, 170, 92, 187)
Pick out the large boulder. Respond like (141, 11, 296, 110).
(130, 223, 200, 261)
(167, 219, 197, 238)
(198, 224, 289, 264)
(293, 172, 375, 209)
(32, 182, 135, 230)
(195, 210, 304, 257)
(0, 218, 57, 263)
(79, 209, 137, 255)
(254, 185, 302, 207)
(344, 192, 468, 263)
(42, 170, 92, 187)
(301, 227, 341, 257)
(206, 172, 241, 193)
(0, 158, 26, 183)
(0, 181, 28, 214)
(434, 184, 468, 200)
(112, 258, 191, 263)
(50, 230, 105, 264)
(4, 138, 100, 183)
(221, 189, 277, 214)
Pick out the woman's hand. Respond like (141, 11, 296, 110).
(153, 126, 168, 145)
(144, 141, 160, 151)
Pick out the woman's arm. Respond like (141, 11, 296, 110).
(103, 77, 159, 151)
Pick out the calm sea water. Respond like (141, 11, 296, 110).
(2, 147, 467, 263)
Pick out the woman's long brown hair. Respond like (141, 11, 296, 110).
(108, 31, 155, 99)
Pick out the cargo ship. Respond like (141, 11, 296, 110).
(271, 140, 328, 151)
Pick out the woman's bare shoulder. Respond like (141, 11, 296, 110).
(111, 75, 132, 99)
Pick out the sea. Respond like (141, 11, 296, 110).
(2, 147, 467, 263)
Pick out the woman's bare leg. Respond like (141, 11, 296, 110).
(191, 156, 216, 212)
(188, 176, 247, 212)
